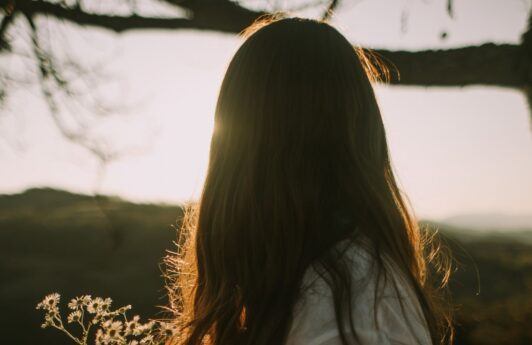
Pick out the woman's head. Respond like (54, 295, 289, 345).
(167, 16, 452, 345)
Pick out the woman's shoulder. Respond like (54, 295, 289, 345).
(299, 237, 379, 295)
(286, 238, 432, 345)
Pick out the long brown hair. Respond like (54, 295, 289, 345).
(166, 16, 452, 345)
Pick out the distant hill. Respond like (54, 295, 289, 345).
(0, 188, 183, 345)
(0, 188, 531, 345)
(441, 213, 532, 231)
(420, 219, 532, 245)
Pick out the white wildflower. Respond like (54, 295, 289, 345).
(37, 292, 173, 345)
(67, 310, 82, 323)
(101, 319, 113, 329)
(103, 320, 123, 338)
(140, 320, 155, 332)
(116, 304, 132, 314)
(68, 295, 89, 310)
(159, 321, 178, 338)
(81, 295, 92, 305)
(37, 293, 60, 311)
(95, 329, 104, 345)
(139, 334, 154, 345)
(87, 297, 104, 314)
(92, 312, 105, 325)
(124, 315, 141, 336)
(100, 320, 125, 344)
(41, 315, 54, 329)
(100, 297, 112, 311)
(99, 333, 113, 345)
(67, 298, 80, 310)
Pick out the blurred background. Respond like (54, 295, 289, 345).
(0, 0, 531, 344)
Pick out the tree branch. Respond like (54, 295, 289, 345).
(322, 0, 339, 21)
(372, 43, 527, 88)
(9, 0, 528, 90)
(15, 0, 195, 33)
(12, 0, 266, 33)
(161, 0, 267, 33)
(24, 11, 119, 163)
(520, 11, 532, 117)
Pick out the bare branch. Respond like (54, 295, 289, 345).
(447, 0, 454, 18)
(322, 0, 339, 21)
(11, 0, 265, 34)
(12, 1, 528, 90)
(284, 0, 329, 13)
(3, 0, 531, 150)
(16, 0, 194, 33)
(520, 11, 532, 120)
(372, 44, 526, 88)
(24, 12, 119, 163)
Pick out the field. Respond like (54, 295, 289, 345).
(1, 188, 530, 344)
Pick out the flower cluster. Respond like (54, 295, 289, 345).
(36, 293, 178, 345)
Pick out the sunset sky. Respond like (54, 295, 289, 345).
(1, 0, 531, 221)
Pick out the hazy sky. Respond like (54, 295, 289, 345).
(1, 0, 531, 221)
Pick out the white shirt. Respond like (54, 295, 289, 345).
(286, 239, 432, 345)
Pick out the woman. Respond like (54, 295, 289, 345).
(166, 16, 452, 345)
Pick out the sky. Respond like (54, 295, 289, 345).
(0, 0, 531, 222)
